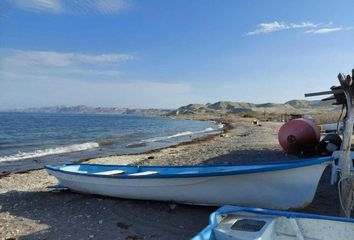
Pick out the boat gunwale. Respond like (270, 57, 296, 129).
(45, 156, 332, 179)
(211, 205, 354, 224)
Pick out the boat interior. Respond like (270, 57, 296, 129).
(207, 211, 354, 240)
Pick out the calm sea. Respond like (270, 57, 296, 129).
(0, 112, 222, 166)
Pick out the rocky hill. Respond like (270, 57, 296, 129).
(170, 99, 339, 116)
(285, 99, 335, 109)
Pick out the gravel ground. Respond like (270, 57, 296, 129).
(0, 119, 349, 240)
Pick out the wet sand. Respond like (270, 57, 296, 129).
(0, 118, 350, 240)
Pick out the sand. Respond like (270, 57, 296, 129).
(0, 118, 350, 240)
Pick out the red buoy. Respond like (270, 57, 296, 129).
(278, 118, 320, 154)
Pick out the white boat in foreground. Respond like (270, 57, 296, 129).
(45, 156, 331, 209)
(193, 205, 354, 240)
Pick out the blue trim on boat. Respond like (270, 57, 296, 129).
(215, 205, 354, 223)
(45, 156, 332, 179)
(193, 205, 354, 240)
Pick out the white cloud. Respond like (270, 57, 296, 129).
(246, 21, 290, 35)
(75, 53, 134, 64)
(306, 27, 343, 34)
(246, 21, 318, 35)
(246, 21, 346, 36)
(0, 48, 134, 89)
(9, 0, 63, 13)
(290, 22, 318, 28)
(0, 49, 134, 67)
(5, 0, 129, 15)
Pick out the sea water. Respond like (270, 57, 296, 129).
(0, 112, 222, 167)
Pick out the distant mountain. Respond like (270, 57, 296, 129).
(285, 99, 335, 109)
(6, 105, 172, 116)
(4, 99, 339, 117)
(208, 101, 256, 113)
(285, 100, 312, 108)
(170, 99, 339, 116)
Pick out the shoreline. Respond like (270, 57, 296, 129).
(85, 121, 234, 159)
(82, 119, 293, 167)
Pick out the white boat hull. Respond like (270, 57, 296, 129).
(46, 161, 328, 209)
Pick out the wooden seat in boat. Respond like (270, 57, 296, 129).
(129, 171, 158, 176)
(93, 170, 125, 175)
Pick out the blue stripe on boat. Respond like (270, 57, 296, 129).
(45, 156, 332, 179)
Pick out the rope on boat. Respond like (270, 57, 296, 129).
(336, 105, 345, 134)
(289, 219, 305, 240)
(338, 174, 354, 217)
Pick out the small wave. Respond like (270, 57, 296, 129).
(142, 131, 193, 143)
(98, 132, 148, 146)
(98, 139, 115, 146)
(126, 142, 148, 148)
(141, 126, 221, 143)
(0, 142, 99, 162)
(199, 127, 214, 133)
(125, 123, 223, 148)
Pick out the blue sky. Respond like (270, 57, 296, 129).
(0, 0, 353, 109)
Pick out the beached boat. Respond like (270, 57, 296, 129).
(45, 156, 332, 209)
(192, 205, 354, 240)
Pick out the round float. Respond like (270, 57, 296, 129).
(278, 118, 320, 154)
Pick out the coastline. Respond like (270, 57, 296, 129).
(84, 117, 296, 167)
(0, 117, 350, 239)
(84, 121, 233, 160)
